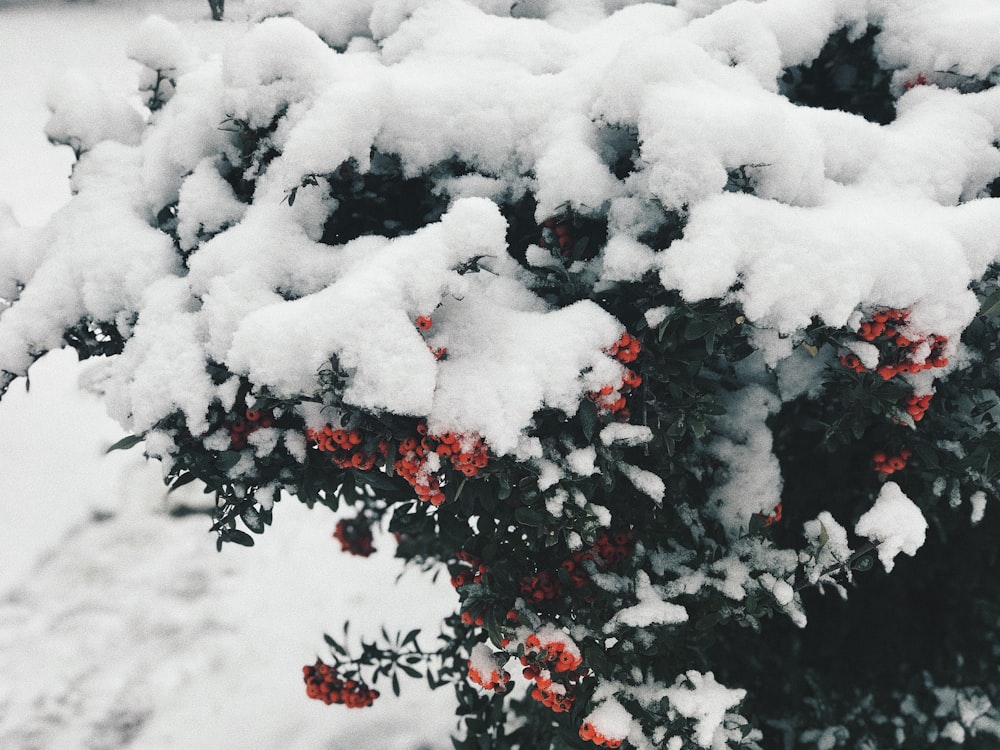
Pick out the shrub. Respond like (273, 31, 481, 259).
(3, 2, 1000, 747)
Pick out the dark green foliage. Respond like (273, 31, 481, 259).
(780, 27, 895, 125)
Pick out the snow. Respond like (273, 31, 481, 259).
(175, 156, 247, 251)
(0, 352, 457, 749)
(854, 482, 928, 573)
(708, 385, 784, 533)
(664, 670, 746, 749)
(802, 510, 853, 587)
(44, 68, 144, 154)
(605, 571, 688, 631)
(600, 422, 654, 446)
(970, 490, 987, 525)
(619, 463, 666, 504)
(5, 0, 1000, 452)
(941, 721, 966, 743)
(583, 697, 634, 741)
(127, 15, 199, 77)
(566, 445, 599, 476)
(0, 4, 456, 747)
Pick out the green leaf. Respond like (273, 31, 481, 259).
(326, 636, 346, 656)
(579, 399, 599, 442)
(970, 399, 998, 419)
(391, 671, 401, 697)
(398, 663, 422, 679)
(223, 529, 255, 547)
(695, 611, 724, 631)
(979, 289, 1000, 317)
(851, 418, 866, 440)
(817, 522, 830, 548)
(515, 506, 544, 527)
(241, 505, 264, 534)
(215, 451, 242, 472)
(852, 554, 875, 572)
(684, 318, 715, 341)
(748, 513, 767, 535)
(106, 434, 144, 453)
(497, 476, 512, 501)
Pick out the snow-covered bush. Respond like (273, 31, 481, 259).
(4, 1, 1000, 747)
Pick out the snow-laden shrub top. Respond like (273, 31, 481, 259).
(3, 1, 1000, 749)
(3, 0, 999, 441)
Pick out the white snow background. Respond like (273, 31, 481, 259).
(0, 2, 457, 748)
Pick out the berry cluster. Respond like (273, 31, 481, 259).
(302, 659, 379, 707)
(306, 425, 378, 470)
(451, 550, 493, 626)
(541, 217, 577, 257)
(839, 308, 949, 380)
(306, 421, 490, 507)
(607, 331, 641, 364)
(521, 630, 586, 713)
(579, 722, 624, 748)
(467, 644, 511, 692)
(395, 428, 491, 506)
(451, 550, 489, 589)
(585, 332, 643, 422)
(226, 408, 274, 450)
(519, 531, 634, 605)
(393, 431, 447, 506)
(432, 430, 490, 477)
(332, 517, 375, 557)
(588, 368, 642, 421)
(590, 530, 634, 565)
(759, 502, 783, 527)
(520, 568, 563, 603)
(902, 392, 933, 422)
(873, 449, 912, 475)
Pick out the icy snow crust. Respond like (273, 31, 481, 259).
(2, 0, 1000, 458)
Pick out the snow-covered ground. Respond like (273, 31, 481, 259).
(0, 2, 457, 747)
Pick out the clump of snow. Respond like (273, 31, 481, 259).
(176, 157, 247, 251)
(599, 235, 658, 282)
(643, 306, 671, 328)
(970, 490, 987, 525)
(467, 642, 505, 686)
(600, 423, 653, 446)
(566, 445, 598, 476)
(844, 340, 881, 371)
(127, 14, 198, 111)
(606, 571, 688, 632)
(619, 463, 665, 504)
(855, 482, 928, 573)
(708, 385, 783, 533)
(583, 698, 634, 742)
(45, 69, 144, 154)
(758, 572, 795, 607)
(940, 721, 966, 743)
(664, 670, 746, 749)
